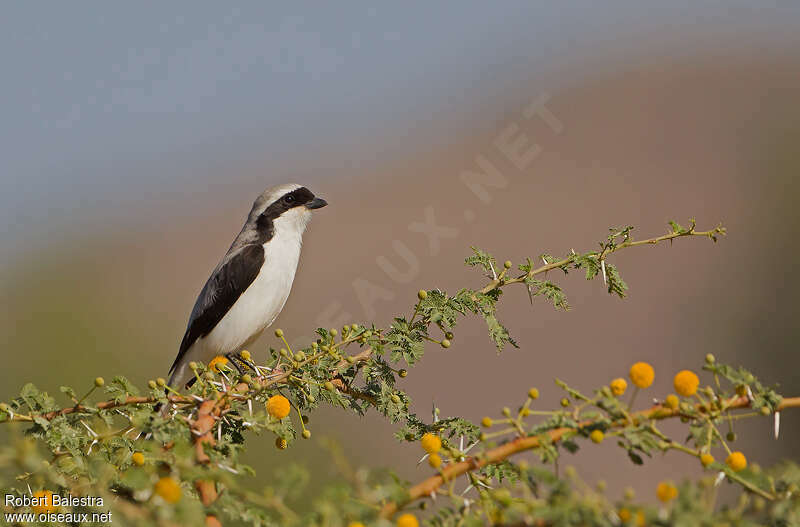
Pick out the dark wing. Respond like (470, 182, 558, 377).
(169, 244, 265, 374)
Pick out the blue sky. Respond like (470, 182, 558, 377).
(2, 2, 798, 252)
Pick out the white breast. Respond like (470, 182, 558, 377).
(179, 209, 310, 373)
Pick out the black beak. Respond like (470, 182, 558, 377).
(307, 197, 328, 210)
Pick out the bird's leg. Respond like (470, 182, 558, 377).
(225, 353, 246, 375)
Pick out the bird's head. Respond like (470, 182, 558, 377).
(249, 183, 327, 238)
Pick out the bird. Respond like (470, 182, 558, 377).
(167, 183, 327, 389)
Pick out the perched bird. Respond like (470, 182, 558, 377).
(167, 183, 327, 388)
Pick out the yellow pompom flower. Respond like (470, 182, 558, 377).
(635, 510, 646, 527)
(131, 452, 145, 466)
(154, 477, 182, 504)
(31, 490, 58, 514)
(700, 453, 715, 468)
(420, 433, 442, 454)
(664, 394, 680, 410)
(618, 508, 632, 522)
(610, 378, 627, 396)
(629, 362, 655, 388)
(348, 523, 366, 527)
(266, 395, 291, 419)
(589, 430, 604, 443)
(428, 453, 442, 468)
(397, 513, 419, 527)
(656, 481, 678, 502)
(481, 417, 493, 428)
(726, 451, 747, 472)
(673, 370, 700, 397)
(208, 355, 229, 373)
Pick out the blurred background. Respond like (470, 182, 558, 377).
(2, 1, 799, 507)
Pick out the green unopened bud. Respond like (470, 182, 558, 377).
(705, 353, 715, 364)
(440, 339, 451, 348)
(346, 356, 355, 364)
(445, 331, 454, 340)
(302, 429, 311, 439)
(502, 407, 511, 417)
(324, 381, 335, 392)
(279, 348, 288, 357)
(241, 374, 253, 385)
(189, 361, 198, 370)
(94, 377, 105, 388)
(504, 260, 512, 269)
(560, 398, 570, 407)
(329, 328, 338, 337)
(418, 290, 427, 300)
(274, 329, 284, 338)
(156, 378, 166, 387)
(760, 406, 771, 416)
(148, 380, 157, 390)
(295, 351, 306, 362)
(0, 403, 8, 413)
(726, 431, 737, 442)
(398, 369, 408, 378)
(306, 394, 315, 403)
(391, 394, 401, 404)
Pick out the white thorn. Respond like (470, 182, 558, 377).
(774, 411, 780, 440)
(417, 453, 430, 465)
(459, 435, 464, 451)
(87, 439, 98, 455)
(714, 471, 725, 487)
(80, 420, 98, 438)
(217, 423, 222, 442)
(248, 399, 253, 416)
(746, 386, 754, 401)
(430, 491, 437, 501)
(489, 261, 497, 280)
(542, 257, 547, 265)
(461, 484, 474, 496)
(601, 260, 607, 284)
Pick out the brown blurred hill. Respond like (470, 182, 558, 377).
(3, 55, 800, 500)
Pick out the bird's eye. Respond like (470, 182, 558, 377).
(284, 195, 295, 204)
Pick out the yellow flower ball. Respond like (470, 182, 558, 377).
(629, 362, 655, 389)
(31, 490, 58, 514)
(397, 513, 419, 527)
(656, 481, 678, 502)
(428, 453, 442, 468)
(635, 510, 646, 527)
(589, 430, 604, 443)
(673, 370, 700, 397)
(266, 395, 291, 419)
(208, 355, 229, 373)
(618, 507, 632, 523)
(528, 387, 540, 399)
(700, 453, 715, 468)
(610, 378, 628, 396)
(726, 451, 747, 472)
(481, 417, 493, 428)
(131, 452, 145, 466)
(420, 433, 442, 454)
(348, 523, 366, 527)
(154, 477, 182, 504)
(664, 394, 680, 410)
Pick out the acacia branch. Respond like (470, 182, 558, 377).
(479, 222, 725, 294)
(379, 395, 800, 518)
